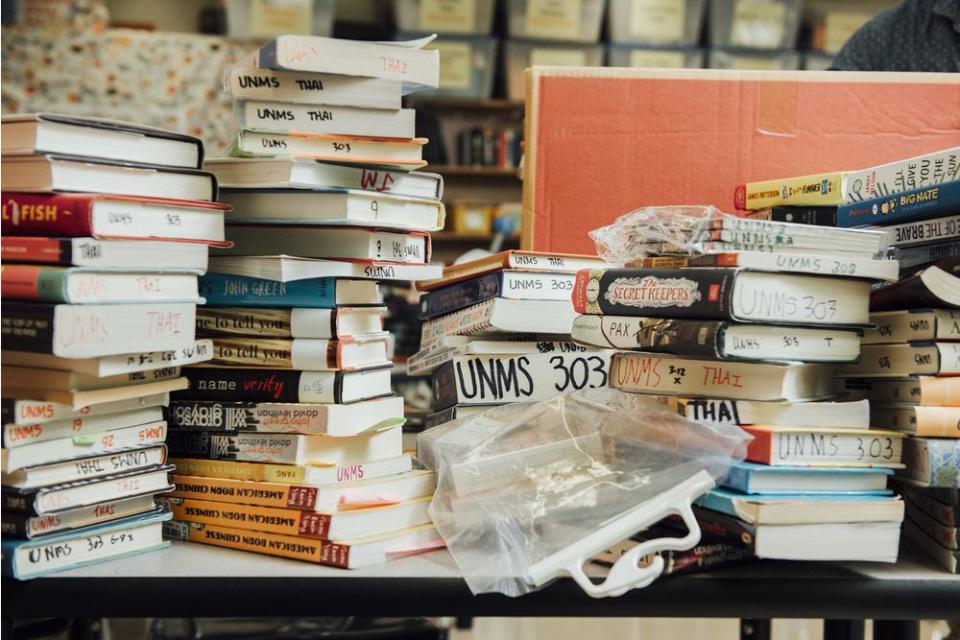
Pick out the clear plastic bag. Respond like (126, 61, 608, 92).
(418, 389, 750, 598)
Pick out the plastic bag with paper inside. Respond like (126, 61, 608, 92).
(418, 389, 750, 598)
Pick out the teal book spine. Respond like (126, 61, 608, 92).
(199, 273, 337, 308)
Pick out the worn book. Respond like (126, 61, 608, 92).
(1, 494, 159, 540)
(668, 398, 869, 428)
(223, 225, 431, 264)
(420, 270, 577, 319)
(170, 453, 413, 486)
(164, 519, 440, 568)
(1, 422, 167, 472)
(870, 261, 960, 311)
(160, 494, 431, 540)
(3, 406, 163, 449)
(725, 462, 893, 495)
(900, 437, 960, 488)
(169, 469, 433, 512)
(1, 192, 229, 242)
(697, 488, 904, 525)
(166, 396, 405, 436)
(1, 237, 210, 271)
(1, 394, 169, 426)
(2, 155, 218, 202)
(1, 445, 168, 490)
(2, 465, 173, 515)
(224, 68, 402, 108)
(2, 266, 200, 305)
(208, 255, 442, 283)
(571, 316, 861, 362)
(2, 113, 203, 168)
(610, 354, 834, 402)
(177, 366, 392, 404)
(744, 425, 904, 468)
(904, 517, 959, 572)
(1, 300, 197, 358)
(207, 158, 441, 199)
(3, 340, 212, 377)
(693, 217, 888, 256)
(3, 376, 186, 410)
(573, 268, 871, 326)
(234, 100, 416, 139)
(1, 366, 180, 396)
(901, 485, 960, 526)
(234, 129, 428, 169)
(420, 298, 578, 345)
(210, 427, 402, 466)
(631, 251, 897, 282)
(2, 511, 170, 580)
(838, 343, 960, 377)
(241, 34, 439, 90)
(735, 145, 960, 209)
(197, 307, 384, 339)
(417, 250, 605, 291)
(199, 273, 382, 308)
(218, 188, 444, 232)
(862, 309, 960, 344)
(870, 404, 960, 438)
(431, 352, 613, 409)
(854, 377, 960, 407)
(906, 497, 960, 550)
(197, 335, 391, 371)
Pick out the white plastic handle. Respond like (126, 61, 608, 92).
(527, 469, 715, 598)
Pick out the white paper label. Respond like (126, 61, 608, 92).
(530, 47, 588, 67)
(419, 0, 476, 33)
(731, 0, 787, 48)
(525, 0, 582, 39)
(429, 41, 473, 89)
(628, 49, 688, 68)
(629, 0, 686, 41)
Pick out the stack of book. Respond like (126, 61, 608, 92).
(837, 265, 959, 573)
(159, 34, 446, 569)
(409, 250, 613, 429)
(572, 214, 907, 563)
(0, 114, 227, 579)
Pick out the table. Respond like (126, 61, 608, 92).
(5, 542, 958, 636)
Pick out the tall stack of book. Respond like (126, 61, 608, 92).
(572, 214, 906, 563)
(409, 251, 613, 430)
(0, 114, 226, 579)
(736, 146, 960, 572)
(159, 34, 447, 569)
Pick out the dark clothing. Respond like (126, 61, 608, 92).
(831, 0, 960, 72)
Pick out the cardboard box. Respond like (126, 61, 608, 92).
(522, 68, 960, 254)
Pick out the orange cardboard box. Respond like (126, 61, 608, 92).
(522, 68, 960, 254)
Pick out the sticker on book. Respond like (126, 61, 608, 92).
(603, 276, 701, 308)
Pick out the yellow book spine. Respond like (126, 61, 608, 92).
(170, 457, 309, 483)
(741, 173, 845, 210)
(165, 497, 332, 538)
(176, 519, 350, 566)
(170, 474, 319, 510)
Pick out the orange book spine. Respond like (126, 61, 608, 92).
(915, 407, 960, 438)
(165, 497, 332, 538)
(922, 377, 960, 407)
(170, 474, 319, 510)
(742, 427, 774, 464)
(176, 520, 349, 567)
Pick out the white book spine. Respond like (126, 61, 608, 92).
(879, 214, 960, 248)
(846, 146, 960, 201)
(420, 299, 496, 345)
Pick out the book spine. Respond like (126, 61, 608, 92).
(199, 273, 336, 308)
(877, 214, 960, 248)
(166, 400, 332, 434)
(0, 301, 56, 353)
(197, 307, 298, 338)
(1, 512, 28, 538)
(846, 148, 960, 202)
(1, 238, 74, 265)
(767, 207, 838, 226)
(837, 181, 960, 228)
(663, 541, 755, 576)
(738, 173, 845, 210)
(675, 399, 747, 425)
(171, 474, 319, 510)
(1, 265, 69, 303)
(1, 492, 36, 514)
(893, 239, 960, 271)
(431, 352, 612, 410)
(238, 100, 414, 139)
(419, 272, 502, 319)
(420, 299, 495, 345)
(169, 457, 271, 482)
(163, 497, 325, 538)
(1, 193, 95, 237)
(572, 268, 736, 319)
(571, 315, 722, 356)
(166, 429, 239, 460)
(178, 369, 340, 403)
(901, 439, 960, 488)
(204, 337, 303, 369)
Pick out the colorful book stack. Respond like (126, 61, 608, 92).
(159, 34, 447, 569)
(837, 266, 959, 573)
(409, 250, 613, 429)
(0, 114, 227, 579)
(572, 213, 907, 563)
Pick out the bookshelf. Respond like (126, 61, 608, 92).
(431, 164, 521, 178)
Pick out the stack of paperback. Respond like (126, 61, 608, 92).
(410, 251, 613, 429)
(160, 34, 445, 569)
(837, 257, 959, 573)
(0, 114, 227, 579)
(573, 213, 906, 563)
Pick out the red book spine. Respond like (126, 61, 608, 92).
(733, 185, 747, 210)
(1, 265, 45, 300)
(2, 193, 96, 237)
(742, 427, 773, 464)
(1, 237, 69, 264)
(319, 541, 351, 568)
(571, 269, 592, 314)
(298, 512, 332, 538)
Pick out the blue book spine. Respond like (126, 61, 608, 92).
(837, 179, 960, 227)
(199, 273, 337, 308)
(724, 465, 753, 494)
(419, 272, 503, 319)
(258, 40, 278, 70)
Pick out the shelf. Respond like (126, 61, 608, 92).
(408, 98, 525, 112)
(432, 231, 521, 242)
(430, 165, 521, 177)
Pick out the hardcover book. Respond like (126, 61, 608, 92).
(169, 454, 413, 486)
(234, 100, 416, 139)
(1, 495, 160, 540)
(1, 445, 168, 490)
(196, 306, 384, 339)
(724, 462, 893, 495)
(224, 68, 402, 109)
(696, 488, 904, 525)
(198, 335, 391, 371)
(420, 270, 577, 319)
(1, 266, 201, 305)
(234, 130, 428, 169)
(177, 366, 392, 404)
(857, 378, 960, 407)
(743, 425, 904, 468)
(417, 250, 605, 291)
(899, 438, 960, 488)
(862, 309, 960, 344)
(1, 237, 210, 271)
